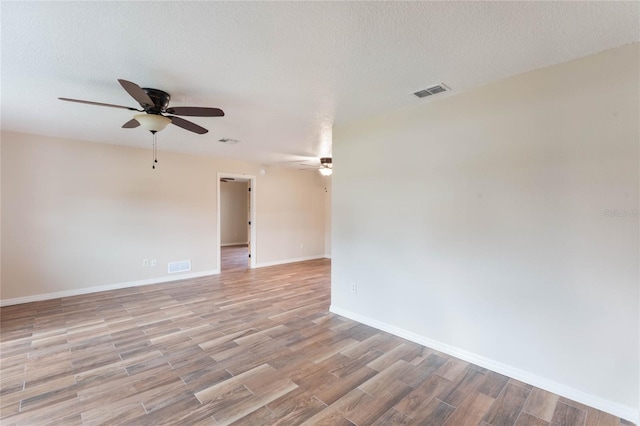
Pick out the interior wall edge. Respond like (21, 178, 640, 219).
(329, 304, 639, 424)
(0, 269, 220, 307)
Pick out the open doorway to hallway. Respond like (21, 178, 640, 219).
(218, 173, 256, 272)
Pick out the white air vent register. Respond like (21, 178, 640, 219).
(168, 260, 191, 274)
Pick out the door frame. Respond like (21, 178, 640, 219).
(217, 173, 257, 270)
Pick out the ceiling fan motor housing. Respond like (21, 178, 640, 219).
(142, 88, 171, 114)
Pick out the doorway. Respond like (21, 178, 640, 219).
(217, 173, 256, 272)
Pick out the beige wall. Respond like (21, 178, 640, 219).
(0, 136, 2, 295)
(1, 132, 326, 301)
(255, 168, 326, 265)
(220, 181, 248, 245)
(332, 43, 639, 419)
(324, 177, 332, 257)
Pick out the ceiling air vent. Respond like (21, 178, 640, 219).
(218, 138, 239, 145)
(414, 83, 450, 98)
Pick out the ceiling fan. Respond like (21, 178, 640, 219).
(59, 79, 224, 134)
(300, 157, 333, 176)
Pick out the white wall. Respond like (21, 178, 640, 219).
(1, 132, 326, 302)
(220, 181, 248, 245)
(332, 43, 639, 421)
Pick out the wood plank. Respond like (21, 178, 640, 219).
(266, 388, 327, 425)
(370, 408, 411, 425)
(229, 405, 278, 425)
(195, 363, 273, 404)
(551, 401, 587, 426)
(315, 365, 377, 405)
(301, 388, 372, 425)
(212, 380, 297, 425)
(358, 360, 414, 397)
(522, 387, 559, 422)
(435, 357, 469, 381)
(367, 342, 424, 372)
(482, 381, 531, 425)
(442, 391, 495, 426)
(477, 371, 510, 398)
(393, 374, 451, 417)
(346, 379, 413, 425)
(439, 366, 486, 407)
(408, 397, 456, 426)
(80, 401, 147, 425)
(594, 411, 619, 426)
(514, 412, 550, 426)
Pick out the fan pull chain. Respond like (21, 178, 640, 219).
(152, 132, 158, 169)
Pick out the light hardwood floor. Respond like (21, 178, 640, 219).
(0, 246, 633, 425)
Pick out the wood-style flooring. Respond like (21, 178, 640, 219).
(221, 245, 250, 274)
(0, 246, 633, 425)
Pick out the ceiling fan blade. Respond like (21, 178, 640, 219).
(118, 79, 154, 108)
(165, 107, 225, 117)
(168, 116, 208, 134)
(58, 97, 141, 111)
(122, 118, 140, 128)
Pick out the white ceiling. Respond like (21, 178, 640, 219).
(2, 2, 638, 166)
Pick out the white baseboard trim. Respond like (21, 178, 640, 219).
(329, 305, 639, 424)
(221, 242, 248, 247)
(0, 270, 220, 307)
(255, 255, 326, 268)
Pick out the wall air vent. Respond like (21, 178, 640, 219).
(168, 260, 191, 274)
(414, 83, 450, 98)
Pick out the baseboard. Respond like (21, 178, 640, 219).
(0, 269, 220, 307)
(329, 305, 639, 424)
(255, 255, 326, 268)
(221, 242, 248, 247)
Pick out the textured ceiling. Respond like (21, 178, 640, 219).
(2, 2, 638, 165)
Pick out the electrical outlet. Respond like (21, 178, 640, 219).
(151, 259, 157, 267)
(351, 283, 357, 294)
(300, 243, 304, 249)
(143, 259, 149, 267)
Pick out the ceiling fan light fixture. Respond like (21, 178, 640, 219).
(319, 167, 333, 176)
(134, 113, 171, 133)
(318, 157, 332, 176)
